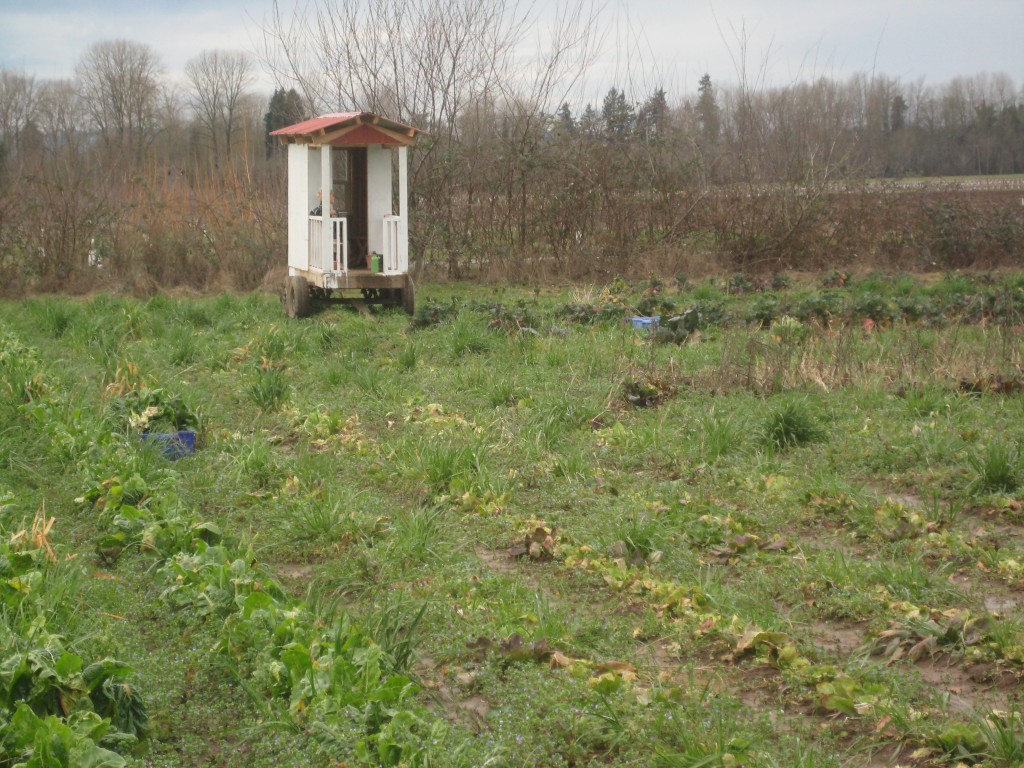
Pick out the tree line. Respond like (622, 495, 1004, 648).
(1, 4, 1022, 294)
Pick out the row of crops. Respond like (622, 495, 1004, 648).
(0, 326, 445, 767)
(3, 271, 1024, 766)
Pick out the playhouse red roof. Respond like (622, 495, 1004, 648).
(269, 112, 422, 147)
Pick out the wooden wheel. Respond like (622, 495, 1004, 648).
(401, 275, 416, 316)
(284, 276, 312, 318)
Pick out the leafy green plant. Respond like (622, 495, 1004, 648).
(219, 594, 425, 763)
(622, 373, 675, 408)
(409, 300, 456, 329)
(101, 362, 199, 435)
(653, 307, 703, 344)
(158, 542, 269, 616)
(558, 302, 601, 324)
(0, 705, 128, 768)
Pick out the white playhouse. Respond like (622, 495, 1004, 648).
(269, 112, 423, 317)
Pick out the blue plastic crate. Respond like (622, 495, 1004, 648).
(630, 315, 660, 330)
(140, 430, 197, 460)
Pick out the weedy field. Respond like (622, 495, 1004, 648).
(2, 272, 1024, 768)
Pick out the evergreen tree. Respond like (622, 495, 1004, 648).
(555, 101, 576, 135)
(890, 94, 908, 132)
(637, 87, 669, 142)
(264, 88, 305, 158)
(601, 87, 634, 140)
(696, 73, 720, 143)
(580, 103, 601, 138)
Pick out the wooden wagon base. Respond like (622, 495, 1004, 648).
(283, 271, 415, 318)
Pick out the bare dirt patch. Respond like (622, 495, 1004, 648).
(272, 563, 315, 580)
(474, 545, 520, 575)
(985, 593, 1022, 613)
(809, 620, 868, 657)
(416, 656, 491, 731)
(913, 654, 1019, 714)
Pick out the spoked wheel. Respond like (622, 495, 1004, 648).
(401, 275, 416, 316)
(284, 276, 312, 318)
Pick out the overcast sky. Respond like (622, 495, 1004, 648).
(1, 0, 1022, 103)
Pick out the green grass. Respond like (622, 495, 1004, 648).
(3, 275, 1024, 766)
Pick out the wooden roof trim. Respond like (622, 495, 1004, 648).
(370, 123, 416, 144)
(275, 134, 313, 145)
(318, 122, 416, 147)
(318, 123, 362, 143)
(317, 114, 365, 140)
(271, 112, 424, 145)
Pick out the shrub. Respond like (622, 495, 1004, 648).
(409, 300, 456, 329)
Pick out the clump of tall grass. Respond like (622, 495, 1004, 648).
(397, 342, 418, 371)
(759, 398, 823, 450)
(248, 367, 289, 411)
(32, 298, 79, 338)
(449, 316, 493, 357)
(967, 442, 1020, 494)
(697, 410, 745, 462)
(417, 440, 477, 493)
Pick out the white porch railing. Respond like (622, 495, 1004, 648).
(382, 215, 401, 273)
(308, 216, 348, 271)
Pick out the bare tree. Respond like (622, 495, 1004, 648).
(76, 39, 163, 162)
(260, 0, 600, 275)
(185, 49, 255, 166)
(261, 0, 533, 134)
(35, 80, 90, 159)
(0, 70, 38, 170)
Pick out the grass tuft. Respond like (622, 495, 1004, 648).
(248, 367, 289, 411)
(759, 398, 823, 450)
(968, 441, 1020, 494)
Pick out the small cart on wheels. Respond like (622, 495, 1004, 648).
(269, 112, 423, 318)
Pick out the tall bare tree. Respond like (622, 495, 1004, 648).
(185, 49, 255, 167)
(76, 39, 163, 163)
(0, 70, 38, 171)
(260, 0, 599, 274)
